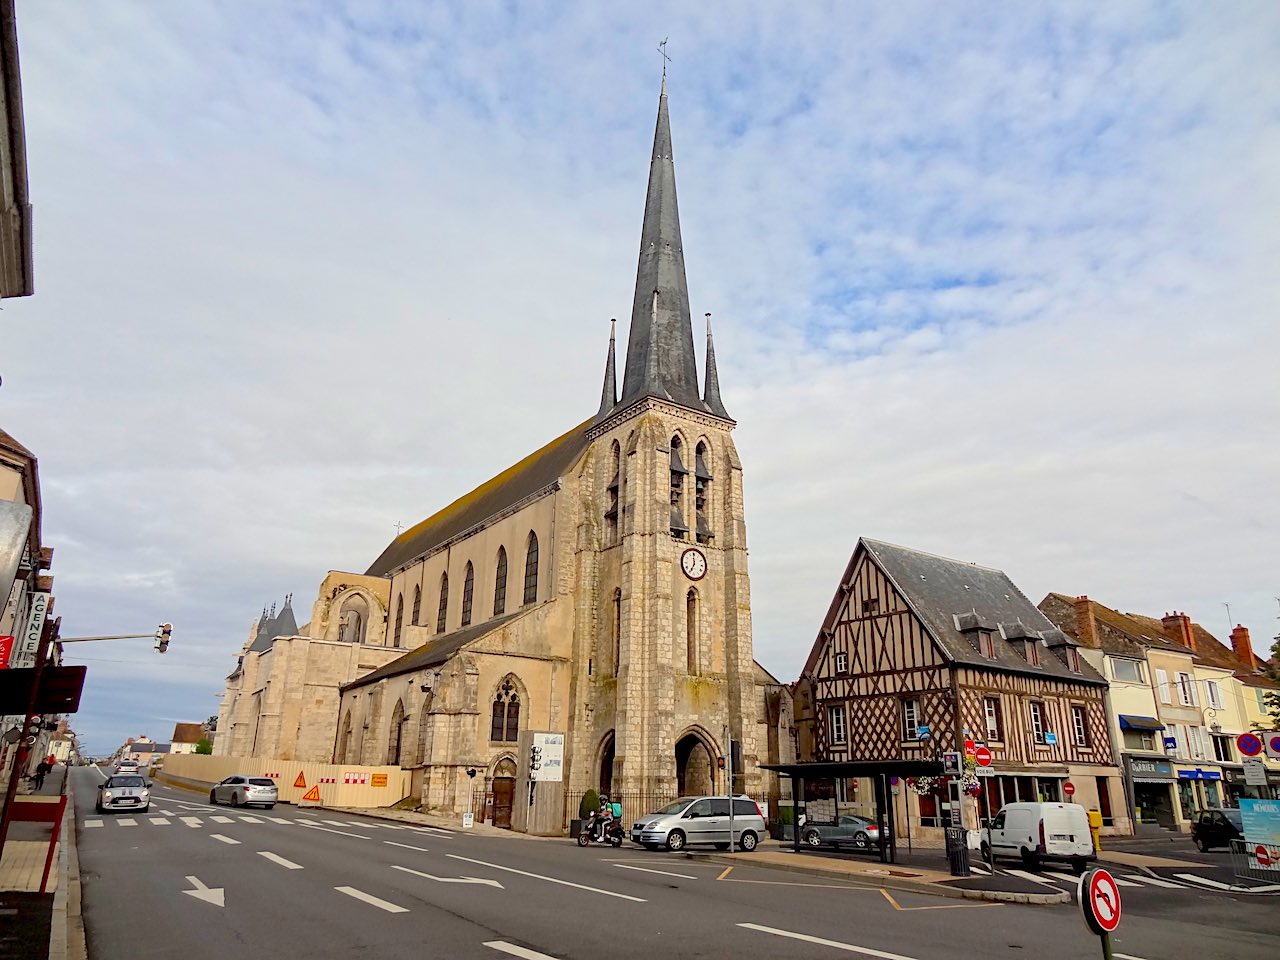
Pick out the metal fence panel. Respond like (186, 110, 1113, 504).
(1228, 838, 1280, 883)
(564, 790, 678, 829)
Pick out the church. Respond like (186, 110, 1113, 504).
(215, 78, 793, 829)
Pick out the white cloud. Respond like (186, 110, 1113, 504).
(4, 2, 1278, 751)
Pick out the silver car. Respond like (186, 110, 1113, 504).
(631, 796, 766, 852)
(97, 774, 151, 813)
(209, 774, 278, 809)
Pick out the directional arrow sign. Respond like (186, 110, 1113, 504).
(391, 864, 503, 888)
(183, 875, 225, 907)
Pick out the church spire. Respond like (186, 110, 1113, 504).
(595, 318, 618, 422)
(618, 77, 702, 413)
(702, 313, 730, 419)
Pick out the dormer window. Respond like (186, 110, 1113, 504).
(978, 631, 996, 660)
(1067, 648, 1082, 673)
(1025, 640, 1041, 667)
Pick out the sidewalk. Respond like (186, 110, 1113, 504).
(1, 762, 67, 892)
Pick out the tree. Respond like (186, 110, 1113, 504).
(194, 738, 213, 755)
(1254, 690, 1280, 733)
(204, 715, 218, 730)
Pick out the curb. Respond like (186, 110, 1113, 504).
(49, 771, 87, 960)
(685, 853, 1070, 905)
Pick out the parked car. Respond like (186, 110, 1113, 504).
(982, 801, 1094, 873)
(630, 796, 766, 852)
(801, 814, 891, 851)
(97, 774, 151, 813)
(1191, 808, 1243, 852)
(209, 775, 278, 809)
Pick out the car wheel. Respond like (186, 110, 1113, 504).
(231, 792, 241, 807)
(141, 804, 151, 814)
(1193, 836, 1209, 853)
(265, 804, 274, 810)
(1020, 849, 1040, 870)
(803, 829, 824, 847)
(1071, 859, 1087, 876)
(665, 829, 686, 852)
(738, 831, 758, 852)
(853, 832, 870, 849)
(209, 790, 217, 805)
(95, 802, 103, 815)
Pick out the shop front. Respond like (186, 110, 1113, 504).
(1125, 754, 1177, 829)
(1176, 765, 1223, 818)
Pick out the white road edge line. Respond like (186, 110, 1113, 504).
(300, 823, 371, 840)
(739, 922, 919, 960)
(258, 851, 303, 870)
(334, 886, 408, 913)
(613, 864, 698, 880)
(1125, 874, 1185, 889)
(1173, 873, 1235, 890)
(210, 834, 240, 845)
(1114, 954, 1151, 960)
(446, 854, 646, 902)
(384, 841, 430, 853)
(484, 942, 559, 960)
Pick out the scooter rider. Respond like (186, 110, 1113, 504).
(593, 794, 614, 841)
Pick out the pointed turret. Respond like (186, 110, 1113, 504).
(702, 313, 730, 419)
(595, 319, 618, 422)
(618, 77, 703, 412)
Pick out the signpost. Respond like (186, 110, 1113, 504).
(1064, 781, 1076, 798)
(974, 746, 992, 767)
(1266, 734, 1280, 761)
(1079, 867, 1122, 959)
(1244, 759, 1267, 787)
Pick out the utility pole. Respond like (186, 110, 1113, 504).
(0, 615, 58, 857)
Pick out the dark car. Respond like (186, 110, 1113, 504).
(1191, 808, 1243, 852)
(801, 814, 891, 851)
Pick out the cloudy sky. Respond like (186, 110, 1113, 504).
(3, 3, 1277, 756)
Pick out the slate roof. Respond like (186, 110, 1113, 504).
(342, 610, 528, 691)
(171, 723, 204, 744)
(247, 598, 300, 654)
(365, 418, 594, 578)
(859, 539, 1106, 686)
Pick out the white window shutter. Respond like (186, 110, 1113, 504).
(1156, 669, 1171, 704)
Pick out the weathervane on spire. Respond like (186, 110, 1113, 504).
(394, 521, 404, 535)
(658, 37, 671, 77)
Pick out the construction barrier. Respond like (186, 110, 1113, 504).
(158, 754, 411, 808)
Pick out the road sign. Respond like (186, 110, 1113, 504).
(1244, 759, 1267, 786)
(301, 784, 321, 802)
(975, 766, 995, 778)
(1237, 732, 1263, 757)
(371, 774, 388, 787)
(1044, 732, 1058, 746)
(1064, 781, 1076, 797)
(974, 746, 993, 767)
(1080, 867, 1122, 936)
(964, 738, 976, 758)
(918, 725, 931, 740)
(293, 771, 307, 788)
(1267, 734, 1280, 760)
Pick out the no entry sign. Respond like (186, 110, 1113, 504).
(1080, 867, 1122, 936)
(1064, 781, 1076, 797)
(1237, 732, 1263, 757)
(974, 746, 993, 767)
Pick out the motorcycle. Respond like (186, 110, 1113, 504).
(577, 811, 625, 847)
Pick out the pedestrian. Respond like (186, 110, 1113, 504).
(32, 759, 49, 790)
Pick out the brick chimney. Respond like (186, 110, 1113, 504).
(1074, 596, 1100, 648)
(1161, 612, 1195, 651)
(1230, 624, 1258, 669)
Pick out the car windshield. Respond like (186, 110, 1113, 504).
(108, 776, 145, 787)
(654, 798, 697, 815)
(1223, 810, 1243, 829)
(248, 778, 276, 786)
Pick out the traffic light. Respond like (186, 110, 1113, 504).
(23, 714, 42, 747)
(529, 745, 542, 774)
(154, 623, 172, 653)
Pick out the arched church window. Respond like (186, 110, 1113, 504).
(694, 441, 714, 544)
(338, 595, 368, 644)
(436, 572, 449, 633)
(338, 711, 352, 763)
(613, 588, 622, 676)
(387, 699, 406, 765)
(523, 532, 539, 605)
(494, 547, 508, 616)
(461, 561, 475, 627)
(604, 440, 620, 544)
(490, 678, 521, 743)
(412, 585, 422, 625)
(686, 588, 700, 674)
(393, 594, 404, 648)
(670, 436, 689, 539)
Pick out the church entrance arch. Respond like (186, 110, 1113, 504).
(598, 732, 615, 795)
(675, 729, 716, 796)
(491, 756, 517, 829)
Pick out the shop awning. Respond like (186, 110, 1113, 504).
(1119, 715, 1164, 731)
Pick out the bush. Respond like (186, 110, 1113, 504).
(579, 789, 599, 820)
(194, 738, 213, 755)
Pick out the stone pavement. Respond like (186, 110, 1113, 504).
(0, 762, 67, 892)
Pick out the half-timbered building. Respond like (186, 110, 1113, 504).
(794, 538, 1124, 842)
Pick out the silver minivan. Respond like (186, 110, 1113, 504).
(631, 796, 766, 852)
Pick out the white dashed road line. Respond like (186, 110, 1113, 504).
(266, 817, 291, 824)
(116, 819, 137, 827)
(484, 942, 560, 960)
(210, 834, 240, 845)
(334, 886, 408, 913)
(446, 854, 647, 902)
(300, 823, 372, 840)
(84, 820, 102, 828)
(613, 864, 698, 880)
(258, 851, 303, 870)
(739, 922, 920, 960)
(1125, 874, 1185, 889)
(238, 816, 263, 823)
(148, 817, 170, 826)
(180, 817, 203, 828)
(1002, 869, 1058, 886)
(384, 841, 430, 853)
(1173, 873, 1234, 890)
(211, 816, 234, 824)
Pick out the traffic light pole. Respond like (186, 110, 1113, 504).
(0, 614, 58, 859)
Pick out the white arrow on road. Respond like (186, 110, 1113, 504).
(182, 876, 225, 907)
(391, 864, 503, 888)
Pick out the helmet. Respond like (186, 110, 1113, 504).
(599, 794, 610, 804)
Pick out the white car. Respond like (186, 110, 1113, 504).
(114, 760, 140, 775)
(209, 774, 278, 809)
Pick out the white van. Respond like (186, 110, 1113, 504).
(982, 802, 1094, 873)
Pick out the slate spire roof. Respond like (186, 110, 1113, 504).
(595, 319, 618, 423)
(702, 313, 729, 419)
(616, 77, 718, 418)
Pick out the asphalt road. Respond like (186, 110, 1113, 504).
(72, 768, 1279, 960)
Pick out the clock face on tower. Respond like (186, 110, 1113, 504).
(681, 547, 707, 581)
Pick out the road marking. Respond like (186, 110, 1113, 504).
(614, 864, 698, 880)
(300, 823, 371, 840)
(210, 834, 240, 845)
(266, 817, 291, 824)
(1173, 873, 1234, 890)
(211, 816, 234, 824)
(1115, 954, 1151, 960)
(880, 889, 1001, 912)
(717, 866, 733, 880)
(179, 817, 203, 828)
(401, 825, 454, 838)
(117, 818, 137, 827)
(384, 841, 430, 853)
(182, 875, 224, 908)
(148, 817, 170, 825)
(391, 864, 504, 888)
(1237, 883, 1280, 893)
(258, 851, 303, 870)
(334, 886, 408, 913)
(323, 820, 361, 827)
(446, 854, 646, 902)
(84, 820, 102, 828)
(1003, 869, 1059, 886)
(160, 810, 176, 816)
(484, 942, 558, 960)
(238, 816, 263, 823)
(1125, 874, 1185, 889)
(739, 922, 920, 959)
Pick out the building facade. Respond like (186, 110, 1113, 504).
(795, 539, 1125, 843)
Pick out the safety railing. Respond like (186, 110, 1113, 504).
(1228, 838, 1280, 884)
